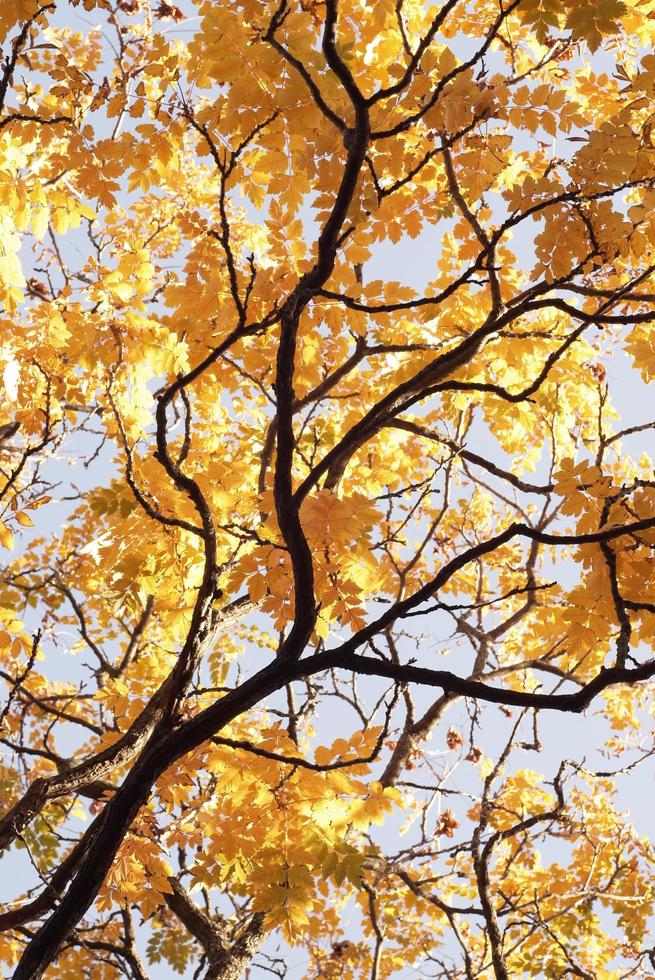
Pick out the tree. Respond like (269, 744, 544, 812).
(3, 0, 655, 975)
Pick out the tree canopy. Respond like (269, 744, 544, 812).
(3, 0, 655, 976)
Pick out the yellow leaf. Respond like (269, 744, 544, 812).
(0, 524, 14, 550)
